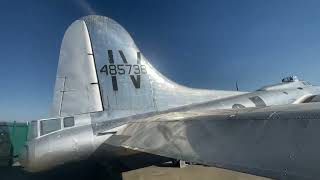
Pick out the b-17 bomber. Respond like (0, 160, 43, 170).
(12, 15, 320, 180)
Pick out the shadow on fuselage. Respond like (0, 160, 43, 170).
(0, 143, 171, 180)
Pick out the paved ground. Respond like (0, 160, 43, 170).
(123, 165, 271, 180)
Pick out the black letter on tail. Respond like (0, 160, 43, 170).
(130, 75, 141, 88)
(119, 50, 128, 63)
(107, 50, 143, 90)
(129, 52, 141, 88)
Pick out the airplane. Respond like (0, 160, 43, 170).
(18, 15, 320, 179)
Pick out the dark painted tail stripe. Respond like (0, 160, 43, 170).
(108, 50, 114, 64)
(137, 52, 141, 64)
(111, 76, 118, 91)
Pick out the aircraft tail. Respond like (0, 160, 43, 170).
(51, 15, 244, 119)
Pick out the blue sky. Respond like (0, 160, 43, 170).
(1, 0, 320, 121)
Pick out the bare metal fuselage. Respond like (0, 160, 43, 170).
(18, 16, 320, 180)
(20, 83, 320, 173)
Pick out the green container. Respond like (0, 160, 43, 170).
(0, 121, 28, 166)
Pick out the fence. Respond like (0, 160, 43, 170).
(0, 121, 28, 166)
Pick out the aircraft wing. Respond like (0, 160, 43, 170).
(103, 103, 320, 180)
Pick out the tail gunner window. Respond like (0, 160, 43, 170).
(40, 119, 61, 136)
(63, 117, 75, 128)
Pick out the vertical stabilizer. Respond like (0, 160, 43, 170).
(52, 16, 245, 119)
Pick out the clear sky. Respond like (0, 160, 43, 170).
(1, 0, 320, 121)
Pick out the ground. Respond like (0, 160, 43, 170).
(0, 164, 271, 180)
